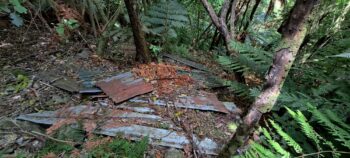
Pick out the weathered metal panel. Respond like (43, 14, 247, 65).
(96, 125, 220, 155)
(38, 72, 80, 92)
(96, 72, 153, 104)
(130, 92, 230, 114)
(162, 53, 208, 72)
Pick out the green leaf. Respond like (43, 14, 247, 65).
(55, 23, 65, 37)
(9, 0, 27, 14)
(0, 3, 11, 13)
(9, 12, 23, 27)
(332, 52, 350, 58)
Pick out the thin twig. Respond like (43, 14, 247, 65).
(29, 131, 81, 146)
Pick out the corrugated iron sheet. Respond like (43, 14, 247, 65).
(96, 72, 153, 104)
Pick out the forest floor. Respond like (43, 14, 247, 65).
(0, 26, 246, 157)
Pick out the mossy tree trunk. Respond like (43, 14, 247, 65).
(124, 0, 151, 63)
(219, 0, 319, 157)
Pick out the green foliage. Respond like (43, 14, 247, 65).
(218, 41, 272, 77)
(308, 104, 350, 149)
(88, 137, 149, 158)
(262, 127, 290, 157)
(38, 140, 74, 156)
(14, 74, 29, 93)
(238, 106, 349, 158)
(222, 80, 251, 99)
(165, 44, 189, 57)
(149, 44, 162, 58)
(143, 0, 189, 39)
(0, 0, 27, 27)
(269, 120, 302, 154)
(55, 19, 80, 40)
(5, 74, 30, 94)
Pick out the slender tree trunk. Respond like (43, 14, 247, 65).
(219, 0, 318, 157)
(200, 0, 237, 55)
(124, 0, 151, 63)
(241, 0, 261, 40)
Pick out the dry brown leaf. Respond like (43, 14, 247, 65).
(133, 63, 193, 95)
(84, 137, 112, 151)
(42, 152, 57, 158)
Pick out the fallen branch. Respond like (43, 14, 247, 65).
(29, 130, 81, 146)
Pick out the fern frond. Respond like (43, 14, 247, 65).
(324, 109, 350, 131)
(222, 80, 252, 98)
(251, 142, 277, 158)
(262, 128, 291, 157)
(143, 0, 188, 38)
(218, 41, 272, 77)
(269, 120, 303, 154)
(308, 104, 350, 148)
(286, 107, 322, 151)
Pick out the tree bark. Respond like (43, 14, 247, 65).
(219, 0, 318, 157)
(242, 0, 261, 38)
(124, 0, 151, 63)
(200, 0, 237, 55)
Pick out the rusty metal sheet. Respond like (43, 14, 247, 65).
(38, 72, 80, 93)
(96, 72, 153, 104)
(130, 91, 230, 114)
(16, 105, 162, 124)
(178, 70, 225, 88)
(96, 125, 220, 155)
(162, 53, 209, 71)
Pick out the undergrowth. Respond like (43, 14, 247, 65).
(88, 137, 149, 158)
(36, 137, 148, 158)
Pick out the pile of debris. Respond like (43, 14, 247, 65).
(2, 54, 242, 157)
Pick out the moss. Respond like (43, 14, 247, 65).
(88, 137, 149, 158)
(38, 140, 74, 157)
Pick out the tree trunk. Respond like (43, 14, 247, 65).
(124, 0, 151, 63)
(219, 0, 318, 157)
(200, 0, 237, 55)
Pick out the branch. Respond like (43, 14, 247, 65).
(220, 0, 231, 19)
(229, 0, 238, 38)
(200, 0, 221, 28)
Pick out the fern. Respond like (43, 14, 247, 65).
(236, 141, 277, 158)
(262, 127, 290, 157)
(218, 41, 272, 77)
(222, 80, 252, 99)
(286, 107, 322, 151)
(238, 106, 350, 158)
(269, 120, 303, 154)
(308, 104, 350, 148)
(324, 109, 350, 131)
(142, 0, 189, 38)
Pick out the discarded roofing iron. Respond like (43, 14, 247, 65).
(96, 125, 220, 155)
(78, 70, 103, 94)
(96, 72, 153, 104)
(162, 53, 208, 72)
(38, 72, 80, 93)
(178, 69, 225, 88)
(129, 91, 237, 114)
(16, 105, 162, 125)
(16, 105, 222, 155)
